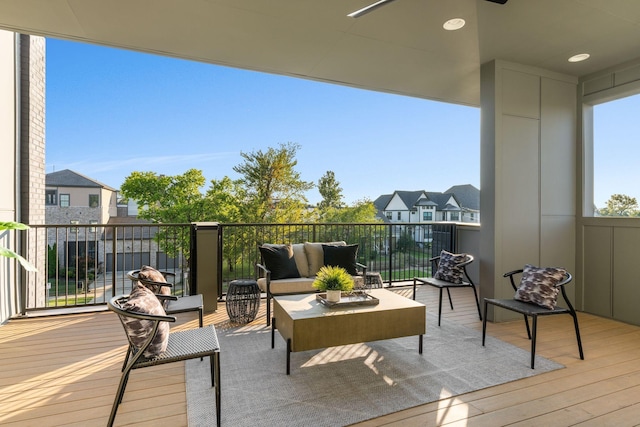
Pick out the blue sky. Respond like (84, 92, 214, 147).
(594, 96, 640, 209)
(45, 38, 480, 206)
(45, 38, 637, 209)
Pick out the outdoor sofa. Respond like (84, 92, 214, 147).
(256, 241, 367, 324)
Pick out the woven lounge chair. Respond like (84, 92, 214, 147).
(107, 294, 221, 427)
(127, 269, 204, 327)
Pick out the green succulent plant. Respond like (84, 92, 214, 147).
(313, 265, 354, 292)
(0, 221, 37, 272)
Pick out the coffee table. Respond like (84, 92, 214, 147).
(271, 288, 426, 374)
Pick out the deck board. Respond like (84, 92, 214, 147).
(1, 285, 639, 426)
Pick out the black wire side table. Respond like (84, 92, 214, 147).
(226, 279, 261, 323)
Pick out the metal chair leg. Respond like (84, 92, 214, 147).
(108, 368, 131, 427)
(471, 285, 482, 320)
(445, 287, 454, 310)
(571, 311, 585, 360)
(530, 315, 538, 369)
(437, 288, 443, 326)
(266, 294, 272, 326)
(214, 352, 221, 427)
(482, 300, 488, 346)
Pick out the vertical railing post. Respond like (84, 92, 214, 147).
(111, 226, 117, 298)
(387, 224, 394, 287)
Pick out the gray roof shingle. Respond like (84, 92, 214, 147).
(46, 169, 116, 191)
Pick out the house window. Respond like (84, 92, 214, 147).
(46, 190, 57, 205)
(423, 212, 432, 221)
(60, 194, 70, 207)
(385, 212, 392, 220)
(89, 194, 99, 208)
(397, 212, 401, 220)
(70, 220, 79, 232)
(592, 93, 640, 216)
(89, 220, 98, 233)
(451, 212, 460, 221)
(470, 213, 475, 221)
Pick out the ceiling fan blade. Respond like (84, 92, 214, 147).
(347, 0, 397, 18)
(347, 0, 507, 19)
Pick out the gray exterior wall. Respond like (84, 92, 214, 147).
(480, 60, 577, 322)
(578, 57, 640, 325)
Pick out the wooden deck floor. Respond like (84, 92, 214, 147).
(1, 285, 640, 426)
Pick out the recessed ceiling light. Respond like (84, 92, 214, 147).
(568, 53, 590, 63)
(443, 18, 465, 31)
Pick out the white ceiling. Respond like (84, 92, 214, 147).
(1, 0, 640, 106)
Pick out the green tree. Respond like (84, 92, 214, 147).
(318, 171, 344, 209)
(396, 231, 415, 253)
(320, 199, 379, 223)
(599, 193, 639, 216)
(206, 176, 245, 223)
(232, 142, 314, 222)
(120, 169, 213, 267)
(206, 177, 248, 272)
(121, 169, 210, 223)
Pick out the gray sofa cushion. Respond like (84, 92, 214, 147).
(304, 241, 346, 276)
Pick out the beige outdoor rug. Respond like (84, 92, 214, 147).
(185, 304, 562, 426)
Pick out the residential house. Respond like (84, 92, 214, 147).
(374, 186, 480, 225)
(445, 184, 480, 223)
(46, 169, 117, 226)
(45, 169, 178, 273)
(373, 187, 479, 250)
(45, 169, 117, 275)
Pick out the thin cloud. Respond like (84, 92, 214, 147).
(58, 152, 237, 174)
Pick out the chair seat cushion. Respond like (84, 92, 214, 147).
(514, 264, 566, 310)
(122, 284, 170, 358)
(257, 276, 317, 294)
(433, 250, 467, 284)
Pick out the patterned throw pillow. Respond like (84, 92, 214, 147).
(259, 244, 301, 280)
(121, 283, 170, 358)
(137, 265, 171, 296)
(514, 264, 566, 310)
(433, 250, 467, 284)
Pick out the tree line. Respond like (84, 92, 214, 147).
(597, 194, 640, 217)
(119, 142, 378, 225)
(119, 142, 380, 270)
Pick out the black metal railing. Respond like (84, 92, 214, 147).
(22, 221, 457, 312)
(24, 223, 191, 311)
(217, 222, 457, 292)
